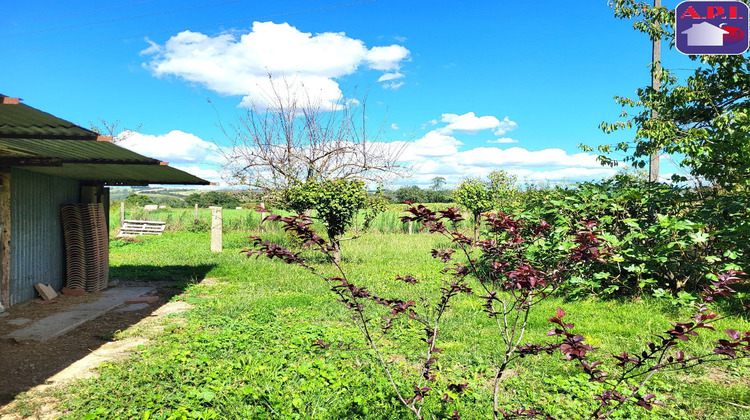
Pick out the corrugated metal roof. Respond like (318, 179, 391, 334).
(0, 98, 98, 140)
(25, 163, 210, 186)
(0, 96, 210, 186)
(0, 138, 159, 164)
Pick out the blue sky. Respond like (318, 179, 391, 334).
(2, 0, 700, 187)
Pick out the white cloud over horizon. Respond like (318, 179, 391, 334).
(392, 112, 616, 187)
(115, 130, 229, 186)
(117, 130, 222, 164)
(142, 21, 411, 109)
(171, 165, 225, 186)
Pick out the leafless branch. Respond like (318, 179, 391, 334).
(217, 74, 411, 190)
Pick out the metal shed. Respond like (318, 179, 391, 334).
(0, 95, 210, 307)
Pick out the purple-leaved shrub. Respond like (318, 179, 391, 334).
(244, 205, 750, 419)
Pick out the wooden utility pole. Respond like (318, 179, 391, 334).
(649, 0, 661, 183)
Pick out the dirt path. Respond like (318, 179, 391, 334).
(0, 281, 196, 419)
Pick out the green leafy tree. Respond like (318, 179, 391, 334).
(429, 176, 446, 191)
(362, 187, 390, 231)
(184, 192, 202, 207)
(185, 191, 241, 208)
(424, 177, 453, 203)
(487, 169, 519, 212)
(283, 181, 319, 215)
(284, 179, 367, 263)
(124, 193, 155, 207)
(423, 189, 452, 203)
(203, 191, 242, 208)
(455, 170, 518, 240)
(590, 1, 750, 190)
(454, 178, 493, 240)
(394, 185, 427, 203)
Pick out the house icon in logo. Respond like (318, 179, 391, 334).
(681, 21, 729, 46)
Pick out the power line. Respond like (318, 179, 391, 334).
(1, 0, 379, 55)
(2, 0, 243, 38)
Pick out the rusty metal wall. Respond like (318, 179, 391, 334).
(10, 168, 79, 305)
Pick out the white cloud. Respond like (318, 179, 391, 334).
(387, 111, 615, 187)
(437, 112, 518, 136)
(366, 45, 410, 71)
(116, 131, 229, 187)
(377, 71, 405, 82)
(382, 81, 405, 90)
(440, 112, 501, 134)
(487, 137, 518, 144)
(391, 123, 399, 130)
(399, 150, 617, 187)
(453, 147, 601, 169)
(117, 130, 222, 164)
(494, 116, 519, 135)
(142, 22, 410, 109)
(401, 130, 462, 159)
(510, 167, 618, 182)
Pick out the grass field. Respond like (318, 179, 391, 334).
(42, 222, 750, 419)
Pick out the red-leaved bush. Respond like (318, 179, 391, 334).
(244, 205, 749, 419)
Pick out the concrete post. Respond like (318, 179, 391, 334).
(260, 202, 266, 232)
(209, 206, 222, 252)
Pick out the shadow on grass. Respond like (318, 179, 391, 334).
(0, 264, 216, 408)
(109, 264, 216, 282)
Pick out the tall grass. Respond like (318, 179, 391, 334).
(110, 203, 474, 236)
(111, 206, 287, 234)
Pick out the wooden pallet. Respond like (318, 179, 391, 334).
(118, 220, 167, 237)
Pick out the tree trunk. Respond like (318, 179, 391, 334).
(474, 213, 480, 241)
(331, 237, 342, 264)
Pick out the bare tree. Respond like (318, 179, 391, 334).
(218, 76, 410, 190)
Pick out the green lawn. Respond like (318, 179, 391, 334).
(52, 230, 750, 419)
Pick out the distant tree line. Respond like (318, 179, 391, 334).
(185, 191, 242, 208)
(121, 191, 243, 208)
(388, 185, 452, 203)
(119, 181, 458, 210)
